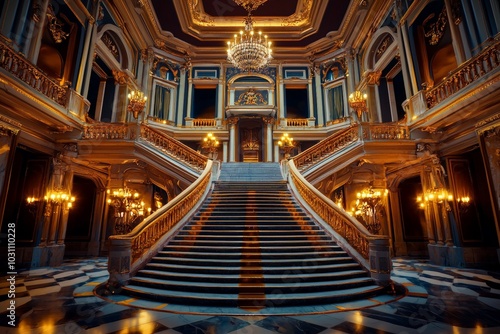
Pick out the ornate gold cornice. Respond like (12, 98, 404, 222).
(282, 0, 313, 27)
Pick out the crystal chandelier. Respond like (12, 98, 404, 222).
(227, 1, 272, 72)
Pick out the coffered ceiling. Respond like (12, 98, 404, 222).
(147, 0, 355, 61)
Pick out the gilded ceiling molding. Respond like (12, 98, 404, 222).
(188, 0, 215, 27)
(281, 0, 313, 27)
(475, 113, 500, 135)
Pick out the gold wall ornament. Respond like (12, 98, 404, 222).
(423, 7, 448, 46)
(46, 5, 69, 43)
(127, 90, 147, 119)
(112, 70, 128, 85)
(102, 32, 120, 60)
(365, 70, 382, 85)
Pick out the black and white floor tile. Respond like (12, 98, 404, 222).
(1, 257, 500, 333)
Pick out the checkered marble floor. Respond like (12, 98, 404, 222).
(1, 257, 500, 333)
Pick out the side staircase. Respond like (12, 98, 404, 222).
(118, 163, 386, 310)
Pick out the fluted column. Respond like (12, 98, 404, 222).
(228, 117, 239, 162)
(263, 116, 275, 162)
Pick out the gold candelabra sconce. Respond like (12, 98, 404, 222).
(43, 188, 76, 209)
(127, 90, 147, 119)
(351, 186, 387, 235)
(456, 195, 471, 212)
(348, 90, 368, 120)
(201, 132, 220, 159)
(107, 187, 150, 235)
(278, 133, 296, 159)
(417, 188, 453, 210)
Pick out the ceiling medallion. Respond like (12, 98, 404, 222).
(226, 1, 272, 72)
(232, 0, 268, 13)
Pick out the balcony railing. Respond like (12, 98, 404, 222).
(293, 125, 360, 171)
(405, 35, 500, 119)
(362, 122, 410, 140)
(0, 39, 69, 106)
(425, 37, 499, 109)
(293, 122, 410, 171)
(279, 118, 316, 128)
(107, 160, 214, 284)
(286, 160, 391, 284)
(82, 123, 207, 171)
(140, 126, 207, 171)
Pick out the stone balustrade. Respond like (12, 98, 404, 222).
(426, 37, 499, 109)
(293, 125, 360, 171)
(287, 160, 391, 284)
(107, 161, 213, 284)
(0, 39, 69, 106)
(140, 125, 207, 171)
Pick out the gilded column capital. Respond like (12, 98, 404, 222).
(112, 70, 129, 85)
(365, 70, 382, 85)
(262, 116, 275, 125)
(227, 117, 239, 126)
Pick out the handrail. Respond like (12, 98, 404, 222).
(293, 124, 360, 171)
(82, 123, 208, 171)
(0, 39, 69, 106)
(107, 160, 213, 284)
(293, 122, 410, 172)
(140, 125, 207, 171)
(425, 36, 499, 109)
(287, 160, 391, 284)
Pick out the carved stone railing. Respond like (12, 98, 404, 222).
(287, 160, 391, 284)
(361, 122, 410, 140)
(82, 123, 207, 171)
(0, 39, 69, 106)
(280, 117, 316, 127)
(293, 122, 411, 172)
(83, 123, 131, 139)
(293, 125, 360, 171)
(426, 36, 500, 109)
(140, 125, 207, 171)
(107, 160, 213, 284)
(190, 118, 217, 127)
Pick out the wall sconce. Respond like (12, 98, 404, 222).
(456, 195, 471, 212)
(107, 187, 150, 234)
(127, 90, 147, 119)
(44, 188, 76, 209)
(417, 188, 453, 210)
(201, 132, 219, 159)
(348, 90, 368, 120)
(351, 186, 386, 234)
(278, 133, 296, 159)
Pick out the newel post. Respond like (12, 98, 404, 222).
(107, 238, 132, 285)
(369, 237, 392, 285)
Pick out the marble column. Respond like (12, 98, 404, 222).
(263, 116, 275, 162)
(228, 117, 239, 162)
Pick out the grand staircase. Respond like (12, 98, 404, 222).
(118, 163, 385, 310)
